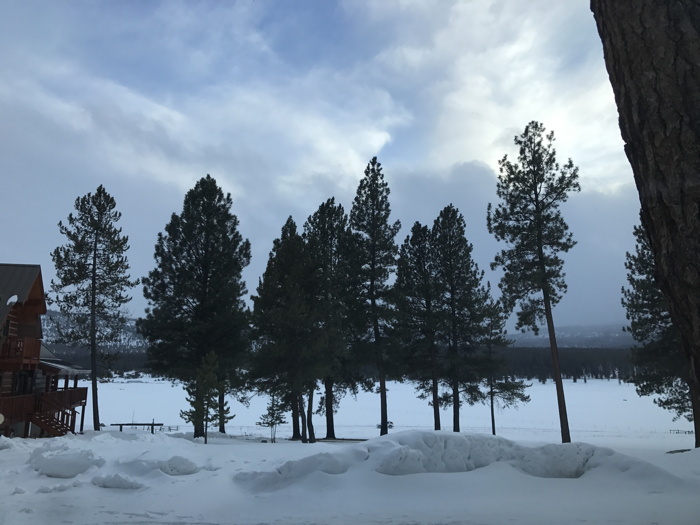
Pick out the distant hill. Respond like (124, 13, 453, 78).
(509, 323, 634, 348)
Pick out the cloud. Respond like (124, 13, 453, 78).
(0, 0, 639, 326)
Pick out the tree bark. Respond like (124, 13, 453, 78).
(591, 2, 700, 444)
(543, 290, 571, 443)
(298, 393, 308, 443)
(489, 378, 496, 436)
(290, 392, 301, 441)
(431, 372, 441, 431)
(218, 390, 226, 433)
(307, 388, 316, 443)
(452, 380, 460, 432)
(323, 377, 336, 440)
(90, 236, 100, 431)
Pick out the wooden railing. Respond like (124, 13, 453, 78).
(0, 388, 87, 430)
(0, 337, 41, 368)
(42, 388, 88, 409)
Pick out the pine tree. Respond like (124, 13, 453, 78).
(432, 204, 488, 432)
(395, 221, 443, 430)
(303, 198, 363, 440)
(257, 392, 288, 443)
(139, 175, 251, 438)
(251, 217, 321, 443)
(479, 296, 530, 436)
(349, 157, 401, 436)
(487, 121, 580, 443)
(180, 351, 231, 444)
(50, 185, 137, 431)
(622, 222, 699, 445)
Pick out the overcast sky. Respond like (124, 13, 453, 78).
(0, 0, 641, 329)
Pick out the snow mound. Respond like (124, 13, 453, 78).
(29, 443, 105, 479)
(236, 430, 680, 492)
(92, 473, 144, 489)
(0, 436, 14, 450)
(158, 455, 200, 476)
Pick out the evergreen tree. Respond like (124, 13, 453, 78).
(257, 392, 288, 443)
(251, 217, 322, 443)
(139, 175, 251, 438)
(622, 222, 699, 445)
(432, 204, 488, 432)
(303, 198, 363, 440)
(479, 296, 530, 436)
(349, 157, 401, 436)
(180, 351, 231, 444)
(487, 121, 580, 443)
(395, 221, 443, 430)
(50, 185, 137, 431)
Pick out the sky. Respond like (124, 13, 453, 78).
(0, 0, 641, 327)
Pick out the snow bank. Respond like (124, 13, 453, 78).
(235, 430, 681, 492)
(29, 443, 105, 478)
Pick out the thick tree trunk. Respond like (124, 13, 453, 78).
(323, 377, 336, 440)
(543, 289, 571, 443)
(690, 382, 700, 449)
(591, 1, 700, 448)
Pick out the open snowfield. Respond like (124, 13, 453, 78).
(1, 377, 698, 525)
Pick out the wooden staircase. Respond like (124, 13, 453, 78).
(30, 411, 73, 436)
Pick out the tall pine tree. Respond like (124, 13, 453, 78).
(487, 121, 580, 443)
(251, 217, 322, 443)
(50, 185, 137, 431)
(395, 221, 442, 430)
(432, 204, 488, 432)
(303, 198, 363, 440)
(139, 175, 251, 438)
(349, 157, 401, 436)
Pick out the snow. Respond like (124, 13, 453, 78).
(1, 377, 698, 524)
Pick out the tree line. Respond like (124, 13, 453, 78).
(48, 121, 695, 445)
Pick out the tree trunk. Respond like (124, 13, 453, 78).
(543, 289, 571, 443)
(452, 379, 460, 432)
(193, 383, 205, 438)
(690, 381, 700, 449)
(307, 388, 316, 443)
(431, 374, 441, 431)
(378, 358, 388, 436)
(290, 392, 301, 441)
(323, 377, 336, 440)
(218, 390, 226, 433)
(298, 393, 308, 443)
(489, 378, 496, 436)
(90, 237, 100, 431)
(591, 1, 700, 449)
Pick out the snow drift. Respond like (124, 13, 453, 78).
(235, 430, 683, 492)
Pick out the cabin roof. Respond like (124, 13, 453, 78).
(0, 263, 46, 325)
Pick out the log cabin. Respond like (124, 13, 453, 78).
(0, 264, 87, 437)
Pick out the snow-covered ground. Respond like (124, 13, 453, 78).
(1, 377, 698, 525)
